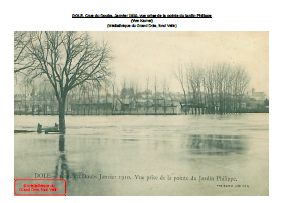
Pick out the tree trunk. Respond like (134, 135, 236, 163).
(182, 86, 187, 115)
(112, 85, 115, 114)
(154, 86, 157, 115)
(59, 100, 66, 133)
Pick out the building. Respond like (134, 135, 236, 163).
(71, 103, 112, 115)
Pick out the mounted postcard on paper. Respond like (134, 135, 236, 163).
(14, 31, 269, 196)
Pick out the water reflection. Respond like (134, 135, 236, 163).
(55, 135, 70, 180)
(53, 133, 247, 184)
(14, 114, 268, 195)
(188, 134, 246, 155)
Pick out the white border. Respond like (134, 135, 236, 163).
(2, 0, 282, 202)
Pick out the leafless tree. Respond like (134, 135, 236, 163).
(120, 77, 128, 101)
(24, 31, 112, 132)
(133, 78, 140, 114)
(153, 75, 159, 115)
(166, 79, 174, 106)
(19, 78, 36, 114)
(104, 80, 110, 104)
(111, 75, 116, 114)
(161, 78, 170, 115)
(172, 66, 187, 114)
(174, 63, 250, 115)
(186, 65, 204, 114)
(145, 75, 150, 114)
(14, 31, 35, 73)
(129, 79, 135, 101)
(205, 65, 216, 113)
(233, 66, 250, 112)
(95, 81, 102, 103)
(205, 64, 250, 114)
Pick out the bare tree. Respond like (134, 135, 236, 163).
(145, 75, 150, 114)
(233, 66, 250, 112)
(104, 80, 110, 104)
(166, 79, 174, 106)
(120, 77, 128, 101)
(153, 75, 159, 115)
(14, 31, 35, 73)
(111, 75, 116, 114)
(206, 65, 216, 114)
(186, 66, 198, 114)
(175, 63, 250, 115)
(161, 78, 168, 115)
(19, 78, 36, 114)
(133, 78, 140, 114)
(24, 31, 112, 132)
(172, 66, 187, 114)
(204, 63, 249, 114)
(95, 82, 102, 104)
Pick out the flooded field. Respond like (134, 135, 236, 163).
(14, 114, 269, 196)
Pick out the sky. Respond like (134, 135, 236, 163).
(90, 31, 269, 96)
(14, 31, 269, 97)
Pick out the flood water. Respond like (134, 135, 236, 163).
(14, 114, 269, 196)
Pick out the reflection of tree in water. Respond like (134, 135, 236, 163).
(55, 135, 70, 180)
(54, 135, 101, 182)
(188, 134, 246, 155)
(55, 134, 84, 182)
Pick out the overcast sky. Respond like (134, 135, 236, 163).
(90, 31, 269, 96)
(14, 31, 269, 97)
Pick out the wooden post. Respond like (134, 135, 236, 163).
(37, 123, 42, 133)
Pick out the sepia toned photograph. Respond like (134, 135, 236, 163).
(14, 31, 269, 196)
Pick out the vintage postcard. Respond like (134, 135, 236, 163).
(14, 31, 269, 196)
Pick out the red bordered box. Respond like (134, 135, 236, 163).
(14, 179, 66, 196)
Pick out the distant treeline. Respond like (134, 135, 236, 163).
(14, 63, 268, 115)
(173, 64, 253, 114)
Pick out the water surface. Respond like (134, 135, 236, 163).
(14, 114, 269, 196)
